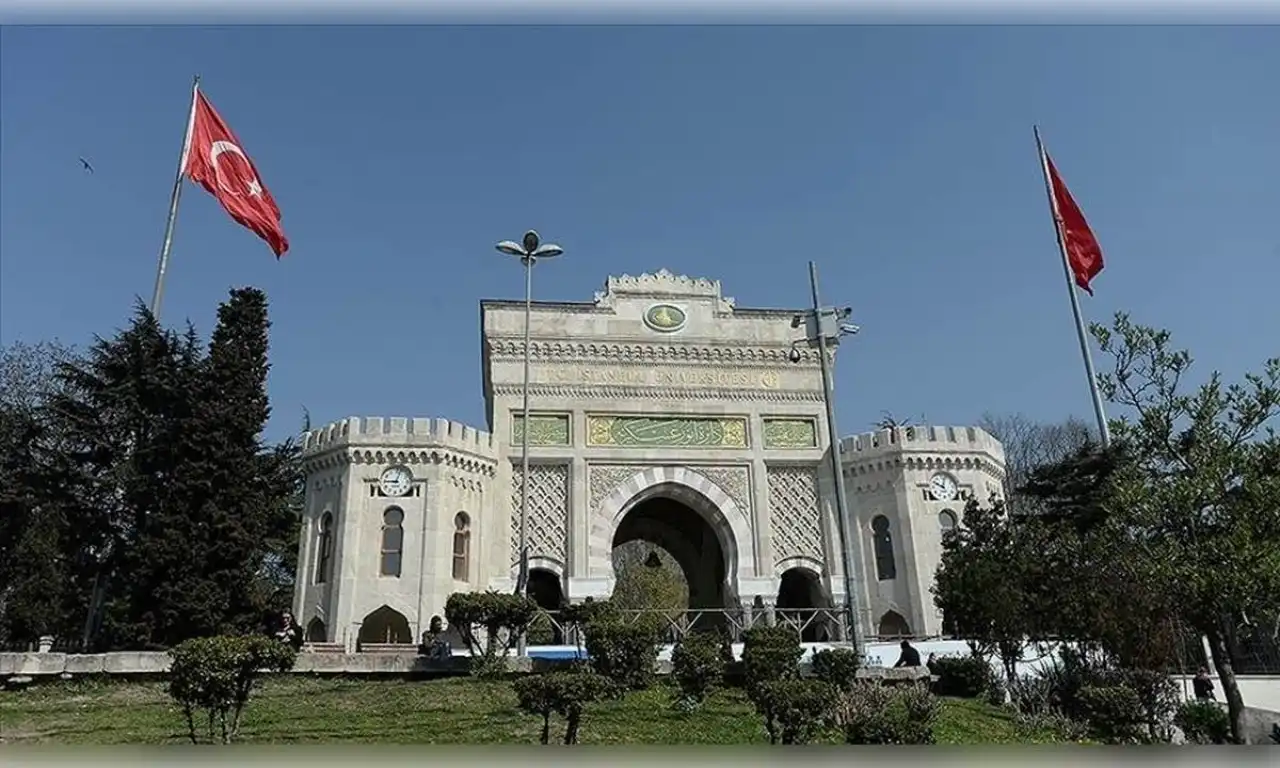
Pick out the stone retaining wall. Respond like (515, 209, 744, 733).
(0, 651, 931, 685)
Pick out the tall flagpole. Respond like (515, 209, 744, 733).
(149, 75, 201, 322)
(1033, 125, 1112, 448)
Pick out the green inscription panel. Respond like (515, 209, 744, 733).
(587, 416, 748, 449)
(511, 414, 571, 446)
(763, 418, 818, 449)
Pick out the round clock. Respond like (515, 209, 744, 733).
(929, 473, 958, 502)
(379, 466, 413, 497)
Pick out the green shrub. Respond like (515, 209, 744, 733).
(835, 681, 942, 745)
(1077, 684, 1146, 744)
(671, 631, 725, 707)
(1008, 675, 1054, 716)
(167, 634, 296, 744)
(753, 679, 836, 744)
(560, 598, 618, 654)
(444, 591, 538, 679)
(583, 619, 659, 690)
(526, 611, 558, 646)
(931, 654, 992, 698)
(513, 670, 619, 744)
(1174, 700, 1230, 745)
(1111, 668, 1178, 742)
(811, 647, 861, 691)
(742, 625, 802, 697)
(984, 675, 1008, 707)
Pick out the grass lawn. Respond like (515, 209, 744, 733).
(0, 676, 1075, 745)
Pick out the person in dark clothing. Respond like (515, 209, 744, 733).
(894, 640, 922, 668)
(417, 615, 451, 660)
(274, 611, 304, 651)
(1192, 666, 1215, 701)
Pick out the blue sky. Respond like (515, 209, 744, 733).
(2, 25, 1277, 444)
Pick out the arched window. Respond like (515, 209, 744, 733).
(315, 512, 334, 584)
(939, 509, 958, 537)
(872, 514, 896, 581)
(380, 507, 404, 578)
(452, 512, 471, 581)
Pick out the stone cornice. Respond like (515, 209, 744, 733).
(485, 338, 831, 366)
(301, 446, 497, 478)
(489, 383, 825, 402)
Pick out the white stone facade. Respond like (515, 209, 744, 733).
(291, 270, 1005, 648)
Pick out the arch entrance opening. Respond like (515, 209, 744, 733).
(777, 567, 832, 642)
(610, 492, 729, 634)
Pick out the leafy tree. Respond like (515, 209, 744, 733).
(1090, 313, 1280, 744)
(931, 498, 1030, 682)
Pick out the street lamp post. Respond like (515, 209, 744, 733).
(495, 230, 564, 657)
(788, 261, 863, 656)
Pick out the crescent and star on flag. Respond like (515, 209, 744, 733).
(181, 87, 288, 257)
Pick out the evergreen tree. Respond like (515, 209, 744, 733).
(174, 287, 280, 636)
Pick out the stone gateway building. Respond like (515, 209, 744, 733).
(293, 270, 1006, 650)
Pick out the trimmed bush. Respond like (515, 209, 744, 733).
(671, 631, 726, 708)
(930, 654, 993, 698)
(1077, 684, 1146, 744)
(513, 670, 619, 745)
(444, 591, 538, 679)
(526, 611, 558, 646)
(167, 634, 296, 744)
(811, 647, 861, 691)
(741, 625, 802, 697)
(1174, 701, 1230, 745)
(835, 681, 942, 745)
(754, 679, 836, 744)
(583, 619, 659, 690)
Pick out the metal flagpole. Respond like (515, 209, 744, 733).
(149, 75, 201, 322)
(1033, 126, 1112, 448)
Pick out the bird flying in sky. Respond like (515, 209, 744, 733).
(79, 157, 94, 174)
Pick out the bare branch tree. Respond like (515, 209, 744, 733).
(977, 412, 1095, 509)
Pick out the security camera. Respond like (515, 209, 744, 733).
(840, 323, 861, 336)
(790, 315, 803, 329)
(787, 346, 802, 364)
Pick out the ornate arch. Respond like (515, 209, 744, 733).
(773, 555, 825, 581)
(588, 466, 754, 589)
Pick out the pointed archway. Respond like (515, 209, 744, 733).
(358, 605, 412, 645)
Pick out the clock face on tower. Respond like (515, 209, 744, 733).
(379, 466, 413, 497)
(929, 473, 958, 502)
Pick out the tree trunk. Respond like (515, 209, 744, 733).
(564, 712, 581, 745)
(1205, 624, 1246, 744)
(539, 714, 550, 745)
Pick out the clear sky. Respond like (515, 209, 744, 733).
(2, 25, 1277, 444)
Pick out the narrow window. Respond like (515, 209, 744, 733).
(452, 512, 471, 581)
(872, 515, 896, 581)
(315, 512, 334, 584)
(380, 507, 404, 578)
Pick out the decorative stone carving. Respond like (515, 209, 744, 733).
(767, 466, 823, 564)
(510, 464, 569, 566)
(586, 416, 748, 449)
(762, 418, 818, 449)
(588, 465, 640, 513)
(699, 466, 752, 530)
(511, 414, 571, 446)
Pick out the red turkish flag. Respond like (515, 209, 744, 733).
(1045, 153, 1103, 294)
(183, 90, 289, 257)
